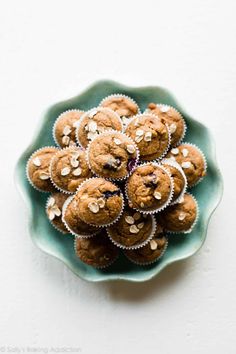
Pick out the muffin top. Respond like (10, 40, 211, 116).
(53, 110, 84, 148)
(46, 192, 68, 233)
(100, 94, 139, 119)
(126, 163, 173, 213)
(27, 147, 58, 192)
(74, 231, 119, 268)
(76, 107, 122, 148)
(76, 178, 123, 226)
(125, 114, 170, 161)
(147, 103, 185, 146)
(50, 147, 92, 193)
(124, 224, 168, 264)
(87, 132, 139, 180)
(156, 193, 198, 233)
(162, 159, 187, 204)
(166, 143, 206, 187)
(107, 207, 154, 249)
(62, 196, 98, 236)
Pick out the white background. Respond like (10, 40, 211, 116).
(0, 0, 235, 353)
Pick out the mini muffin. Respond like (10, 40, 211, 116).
(27, 147, 58, 192)
(125, 114, 170, 161)
(87, 132, 139, 180)
(161, 158, 187, 204)
(74, 231, 119, 268)
(62, 196, 98, 237)
(76, 177, 124, 226)
(166, 143, 206, 187)
(146, 103, 185, 146)
(126, 163, 173, 213)
(53, 110, 84, 148)
(107, 207, 156, 249)
(76, 107, 122, 148)
(100, 94, 139, 118)
(46, 192, 68, 233)
(50, 147, 92, 193)
(124, 224, 168, 265)
(156, 193, 198, 233)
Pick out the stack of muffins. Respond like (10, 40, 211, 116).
(26, 94, 207, 268)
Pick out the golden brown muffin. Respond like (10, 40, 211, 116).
(87, 132, 139, 180)
(76, 178, 123, 226)
(76, 107, 122, 148)
(156, 193, 198, 233)
(166, 143, 206, 187)
(27, 147, 58, 192)
(125, 114, 170, 161)
(53, 110, 84, 148)
(100, 94, 139, 118)
(75, 231, 119, 268)
(107, 207, 155, 249)
(147, 103, 185, 147)
(124, 224, 168, 264)
(50, 146, 92, 193)
(126, 163, 173, 213)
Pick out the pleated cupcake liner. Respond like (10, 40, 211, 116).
(124, 237, 169, 266)
(61, 195, 99, 238)
(161, 158, 188, 205)
(73, 236, 120, 269)
(52, 109, 83, 148)
(125, 162, 174, 214)
(75, 107, 123, 148)
(99, 93, 141, 117)
(175, 142, 207, 188)
(144, 103, 187, 147)
(124, 113, 171, 161)
(49, 146, 86, 195)
(74, 177, 125, 227)
(45, 195, 70, 235)
(166, 193, 199, 234)
(86, 130, 140, 182)
(26, 146, 59, 193)
(106, 214, 157, 250)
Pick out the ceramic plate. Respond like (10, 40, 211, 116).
(15, 80, 223, 282)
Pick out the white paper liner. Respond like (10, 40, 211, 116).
(124, 113, 171, 161)
(176, 142, 207, 188)
(125, 162, 174, 214)
(165, 193, 199, 234)
(26, 146, 59, 193)
(73, 235, 120, 269)
(106, 214, 156, 250)
(74, 177, 125, 227)
(161, 158, 188, 205)
(99, 93, 141, 118)
(52, 109, 84, 148)
(62, 195, 99, 238)
(144, 103, 187, 147)
(124, 237, 169, 265)
(45, 195, 69, 234)
(75, 107, 123, 148)
(86, 130, 140, 182)
(49, 146, 88, 195)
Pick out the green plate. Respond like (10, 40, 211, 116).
(15, 80, 223, 282)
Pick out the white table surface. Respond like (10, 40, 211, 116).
(0, 1, 235, 353)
